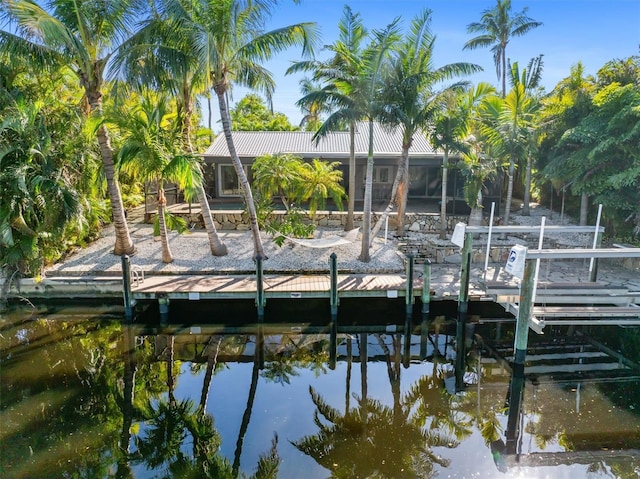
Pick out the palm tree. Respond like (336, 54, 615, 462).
(114, 93, 202, 263)
(431, 90, 472, 239)
(464, 0, 542, 97)
(297, 78, 326, 131)
(0, 0, 136, 255)
(162, 0, 318, 260)
(479, 82, 538, 226)
(113, 12, 228, 256)
(289, 6, 369, 233)
(298, 159, 346, 220)
(371, 9, 481, 240)
(507, 57, 544, 215)
(251, 153, 304, 211)
(299, 19, 401, 262)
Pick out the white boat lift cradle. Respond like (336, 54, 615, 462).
(451, 214, 640, 382)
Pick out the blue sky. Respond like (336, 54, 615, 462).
(207, 0, 640, 130)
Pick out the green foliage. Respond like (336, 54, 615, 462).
(267, 207, 315, 247)
(0, 67, 102, 276)
(231, 94, 299, 131)
(153, 211, 189, 236)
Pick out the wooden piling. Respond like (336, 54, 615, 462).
(329, 253, 339, 320)
(121, 255, 134, 322)
(456, 232, 473, 391)
(255, 255, 265, 321)
(405, 253, 415, 318)
(513, 259, 537, 367)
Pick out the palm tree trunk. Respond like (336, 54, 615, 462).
(215, 89, 266, 260)
(359, 120, 374, 262)
(580, 193, 589, 226)
(197, 185, 228, 256)
(199, 336, 222, 414)
(345, 123, 356, 231)
(503, 157, 515, 226)
(371, 151, 404, 244)
(158, 189, 174, 263)
(395, 153, 410, 237)
(233, 349, 261, 476)
(88, 92, 134, 256)
(439, 150, 449, 239)
(370, 146, 406, 243)
(522, 156, 532, 216)
(182, 90, 227, 256)
(98, 125, 135, 256)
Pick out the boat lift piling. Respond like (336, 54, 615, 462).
(456, 230, 474, 391)
(405, 253, 415, 319)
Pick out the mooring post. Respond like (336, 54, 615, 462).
(455, 231, 474, 391)
(121, 255, 134, 322)
(405, 253, 415, 318)
(255, 254, 265, 321)
(329, 253, 339, 320)
(513, 258, 536, 369)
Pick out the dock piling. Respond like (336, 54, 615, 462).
(121, 255, 134, 322)
(329, 253, 339, 320)
(513, 259, 536, 368)
(405, 253, 415, 318)
(255, 255, 265, 321)
(455, 232, 473, 391)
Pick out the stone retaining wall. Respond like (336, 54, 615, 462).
(168, 209, 470, 234)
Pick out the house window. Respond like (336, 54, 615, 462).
(373, 166, 390, 183)
(219, 164, 249, 196)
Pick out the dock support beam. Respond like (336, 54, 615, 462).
(513, 259, 536, 368)
(329, 253, 339, 320)
(405, 253, 415, 319)
(255, 255, 265, 321)
(121, 255, 134, 322)
(456, 232, 473, 391)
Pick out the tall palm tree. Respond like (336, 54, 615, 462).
(507, 57, 544, 215)
(289, 5, 369, 233)
(431, 90, 472, 239)
(299, 19, 401, 261)
(114, 93, 202, 263)
(0, 0, 136, 255)
(297, 78, 326, 131)
(113, 13, 228, 256)
(463, 0, 542, 97)
(163, 0, 318, 260)
(479, 82, 539, 226)
(371, 9, 481, 240)
(432, 83, 495, 237)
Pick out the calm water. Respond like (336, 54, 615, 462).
(1, 301, 640, 479)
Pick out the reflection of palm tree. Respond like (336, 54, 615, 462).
(293, 386, 450, 478)
(117, 326, 138, 478)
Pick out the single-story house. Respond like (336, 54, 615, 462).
(202, 122, 502, 214)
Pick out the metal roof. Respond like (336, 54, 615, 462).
(203, 122, 441, 159)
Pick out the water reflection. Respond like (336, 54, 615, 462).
(1, 310, 640, 478)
